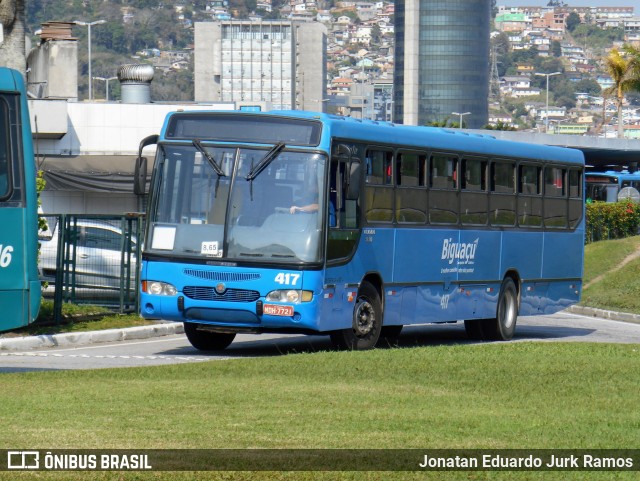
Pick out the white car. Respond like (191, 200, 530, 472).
(39, 217, 138, 302)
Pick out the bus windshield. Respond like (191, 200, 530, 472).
(147, 144, 327, 263)
(585, 175, 618, 203)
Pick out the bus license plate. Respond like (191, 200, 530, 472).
(263, 304, 294, 317)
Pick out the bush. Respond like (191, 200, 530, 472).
(586, 201, 640, 243)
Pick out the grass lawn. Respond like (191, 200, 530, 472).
(582, 236, 640, 286)
(581, 236, 640, 314)
(2, 239, 639, 480)
(1, 342, 639, 480)
(0, 300, 155, 338)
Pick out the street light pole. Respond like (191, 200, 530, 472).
(92, 76, 117, 101)
(75, 19, 106, 101)
(451, 111, 471, 129)
(535, 71, 561, 133)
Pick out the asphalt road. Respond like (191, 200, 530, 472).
(1, 310, 639, 373)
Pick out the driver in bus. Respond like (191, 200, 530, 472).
(290, 184, 336, 226)
(290, 182, 319, 214)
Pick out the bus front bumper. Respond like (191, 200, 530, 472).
(140, 292, 323, 333)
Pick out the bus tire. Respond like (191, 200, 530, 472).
(330, 281, 382, 350)
(484, 278, 519, 341)
(184, 322, 236, 351)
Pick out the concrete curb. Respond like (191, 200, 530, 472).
(0, 322, 184, 352)
(566, 305, 640, 324)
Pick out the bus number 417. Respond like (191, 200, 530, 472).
(274, 273, 300, 286)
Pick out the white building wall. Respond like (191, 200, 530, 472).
(31, 100, 235, 215)
(31, 101, 233, 156)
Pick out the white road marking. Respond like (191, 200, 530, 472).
(0, 352, 211, 362)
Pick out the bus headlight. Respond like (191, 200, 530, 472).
(266, 290, 313, 303)
(143, 281, 177, 296)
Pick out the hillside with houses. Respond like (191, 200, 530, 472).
(491, 3, 639, 135)
(25, 1, 640, 135)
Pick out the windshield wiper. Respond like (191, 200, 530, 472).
(193, 139, 225, 177)
(245, 142, 286, 181)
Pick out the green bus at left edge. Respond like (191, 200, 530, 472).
(0, 67, 41, 330)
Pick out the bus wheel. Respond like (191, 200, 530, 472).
(330, 281, 382, 350)
(484, 278, 519, 341)
(378, 325, 403, 347)
(184, 322, 236, 351)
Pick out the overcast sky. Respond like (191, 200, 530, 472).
(499, 1, 637, 8)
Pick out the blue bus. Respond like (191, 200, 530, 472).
(0, 68, 41, 330)
(137, 111, 584, 350)
(586, 170, 640, 203)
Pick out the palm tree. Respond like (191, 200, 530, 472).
(603, 45, 640, 139)
(0, 0, 26, 74)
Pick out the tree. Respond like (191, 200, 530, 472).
(0, 0, 26, 74)
(370, 23, 382, 46)
(533, 56, 564, 74)
(492, 31, 511, 57)
(565, 12, 581, 33)
(572, 24, 625, 51)
(574, 78, 602, 96)
(553, 80, 577, 110)
(485, 121, 516, 131)
(603, 45, 640, 138)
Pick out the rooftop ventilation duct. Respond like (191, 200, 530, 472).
(117, 64, 154, 103)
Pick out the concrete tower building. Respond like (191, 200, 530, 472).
(194, 20, 326, 111)
(394, 0, 490, 128)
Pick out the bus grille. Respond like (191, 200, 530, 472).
(183, 286, 260, 303)
(183, 269, 261, 282)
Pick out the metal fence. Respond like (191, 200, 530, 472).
(39, 214, 144, 322)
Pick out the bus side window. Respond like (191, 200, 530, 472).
(327, 154, 361, 261)
(428, 153, 459, 224)
(568, 168, 583, 229)
(517, 164, 542, 227)
(568, 169, 581, 198)
(430, 154, 457, 190)
(365, 149, 393, 185)
(396, 151, 427, 224)
(0, 152, 7, 198)
(0, 101, 9, 198)
(544, 166, 568, 228)
(365, 149, 393, 223)
(490, 160, 516, 226)
(460, 157, 488, 225)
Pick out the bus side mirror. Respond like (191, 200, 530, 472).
(134, 157, 147, 195)
(346, 160, 361, 200)
(335, 143, 352, 159)
(135, 134, 158, 195)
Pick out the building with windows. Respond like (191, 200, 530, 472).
(194, 20, 327, 111)
(393, 0, 490, 128)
